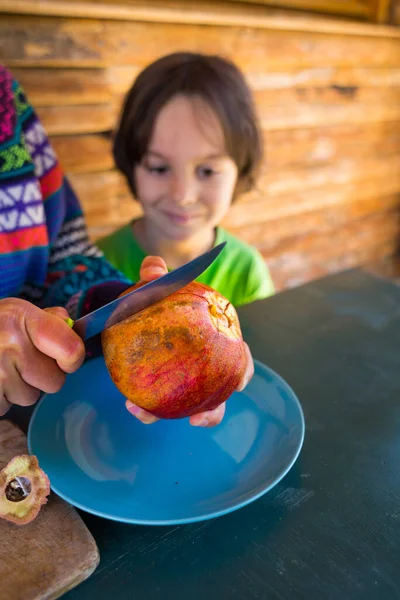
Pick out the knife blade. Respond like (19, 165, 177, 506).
(71, 242, 226, 340)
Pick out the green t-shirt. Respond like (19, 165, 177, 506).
(97, 223, 274, 306)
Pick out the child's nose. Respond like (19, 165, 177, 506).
(170, 176, 196, 206)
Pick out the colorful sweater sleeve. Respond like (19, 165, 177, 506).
(12, 76, 131, 318)
(39, 176, 131, 319)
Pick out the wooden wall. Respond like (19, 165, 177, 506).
(391, 0, 400, 23)
(225, 0, 392, 23)
(1, 1, 400, 290)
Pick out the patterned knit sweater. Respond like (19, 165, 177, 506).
(0, 65, 130, 319)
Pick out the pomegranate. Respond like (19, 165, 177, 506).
(102, 282, 246, 419)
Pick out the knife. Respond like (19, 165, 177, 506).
(68, 242, 226, 340)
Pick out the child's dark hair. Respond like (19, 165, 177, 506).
(113, 52, 263, 197)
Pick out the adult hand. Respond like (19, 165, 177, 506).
(0, 299, 84, 416)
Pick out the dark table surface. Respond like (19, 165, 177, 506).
(8, 268, 400, 600)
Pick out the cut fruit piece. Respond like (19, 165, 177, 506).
(0, 455, 50, 526)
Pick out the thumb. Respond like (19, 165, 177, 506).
(25, 305, 85, 373)
(140, 256, 168, 282)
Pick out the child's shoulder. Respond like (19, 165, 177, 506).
(215, 228, 274, 305)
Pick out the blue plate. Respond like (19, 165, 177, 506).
(28, 358, 304, 525)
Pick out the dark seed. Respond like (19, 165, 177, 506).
(5, 477, 32, 502)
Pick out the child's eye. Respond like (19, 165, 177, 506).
(197, 166, 217, 180)
(147, 165, 169, 176)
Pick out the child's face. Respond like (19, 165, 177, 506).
(134, 95, 238, 241)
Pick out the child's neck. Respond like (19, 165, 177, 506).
(132, 218, 216, 269)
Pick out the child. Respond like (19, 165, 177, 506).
(98, 52, 274, 307)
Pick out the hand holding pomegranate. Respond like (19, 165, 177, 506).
(103, 256, 254, 428)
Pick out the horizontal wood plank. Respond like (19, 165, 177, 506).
(233, 0, 391, 23)
(52, 135, 114, 173)
(265, 122, 400, 168)
(36, 104, 115, 134)
(1, 16, 400, 69)
(253, 86, 400, 108)
(13, 68, 112, 105)
(2, 0, 400, 37)
(247, 67, 400, 90)
(258, 103, 400, 130)
(256, 154, 400, 198)
(226, 0, 371, 18)
(0, 17, 107, 68)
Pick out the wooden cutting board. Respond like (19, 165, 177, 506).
(0, 420, 100, 600)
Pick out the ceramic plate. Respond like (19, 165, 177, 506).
(28, 358, 304, 525)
